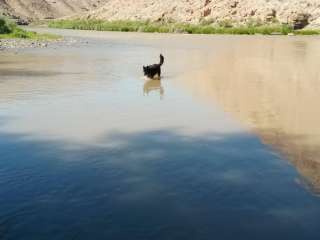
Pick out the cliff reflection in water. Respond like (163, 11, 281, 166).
(177, 37, 320, 192)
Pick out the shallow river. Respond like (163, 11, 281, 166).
(1, 28, 320, 239)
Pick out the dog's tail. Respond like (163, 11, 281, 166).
(159, 54, 164, 66)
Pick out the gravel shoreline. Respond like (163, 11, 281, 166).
(0, 37, 79, 51)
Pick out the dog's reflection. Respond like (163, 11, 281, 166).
(143, 79, 164, 99)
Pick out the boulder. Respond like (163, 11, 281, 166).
(16, 18, 30, 25)
(292, 13, 310, 30)
(265, 9, 276, 22)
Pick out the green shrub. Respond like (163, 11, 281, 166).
(218, 19, 234, 28)
(200, 18, 215, 26)
(0, 17, 14, 34)
(1, 17, 59, 40)
(294, 29, 320, 35)
(48, 19, 320, 36)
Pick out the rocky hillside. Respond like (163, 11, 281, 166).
(0, 0, 105, 21)
(1, 0, 320, 29)
(86, 0, 320, 29)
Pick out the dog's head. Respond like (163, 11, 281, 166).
(143, 66, 149, 75)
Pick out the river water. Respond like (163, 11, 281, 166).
(1, 29, 320, 239)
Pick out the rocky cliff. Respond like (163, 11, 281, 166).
(0, 0, 104, 20)
(1, 0, 320, 29)
(86, 0, 320, 29)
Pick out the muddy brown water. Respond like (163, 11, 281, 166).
(1, 28, 320, 239)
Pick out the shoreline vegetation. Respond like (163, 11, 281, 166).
(48, 19, 320, 35)
(0, 17, 58, 40)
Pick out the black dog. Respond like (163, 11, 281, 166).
(143, 54, 164, 79)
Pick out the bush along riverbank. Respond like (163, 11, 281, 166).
(0, 17, 66, 50)
(0, 17, 59, 40)
(48, 19, 320, 35)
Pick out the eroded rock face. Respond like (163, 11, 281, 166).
(309, 18, 320, 29)
(1, 0, 320, 29)
(1, 0, 106, 20)
(84, 0, 320, 29)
